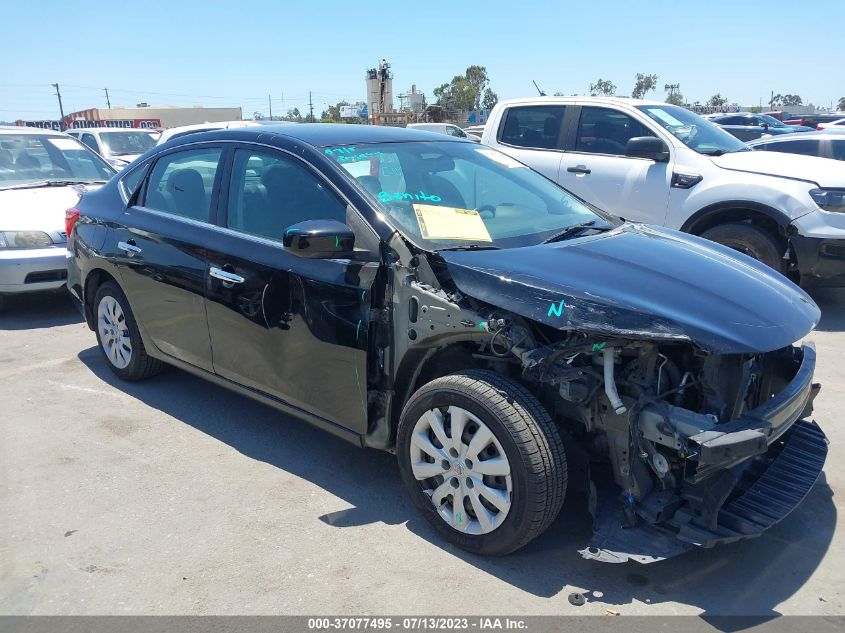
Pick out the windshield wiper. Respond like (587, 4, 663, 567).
(542, 220, 611, 244)
(437, 244, 502, 252)
(2, 179, 108, 191)
(701, 147, 750, 157)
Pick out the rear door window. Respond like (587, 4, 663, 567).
(143, 147, 222, 222)
(499, 106, 566, 149)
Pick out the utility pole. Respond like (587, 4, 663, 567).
(51, 83, 65, 129)
(664, 83, 680, 97)
(268, 94, 273, 120)
(308, 91, 314, 123)
(104, 88, 111, 109)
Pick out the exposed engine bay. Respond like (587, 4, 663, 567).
(366, 239, 828, 563)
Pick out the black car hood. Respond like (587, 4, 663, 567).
(440, 224, 819, 354)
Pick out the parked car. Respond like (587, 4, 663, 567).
(785, 113, 845, 129)
(464, 124, 486, 138)
(763, 111, 793, 122)
(155, 120, 292, 146)
(66, 128, 158, 170)
(748, 131, 845, 162)
(709, 113, 814, 141)
(482, 97, 845, 286)
(407, 122, 481, 142)
(67, 124, 825, 562)
(817, 117, 845, 130)
(0, 126, 114, 310)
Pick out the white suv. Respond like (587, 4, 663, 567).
(482, 97, 845, 287)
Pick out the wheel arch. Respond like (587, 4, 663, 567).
(82, 267, 122, 330)
(389, 342, 487, 446)
(681, 200, 791, 241)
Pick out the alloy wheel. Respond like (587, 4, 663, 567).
(409, 405, 513, 534)
(97, 295, 133, 369)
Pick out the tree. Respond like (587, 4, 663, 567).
(707, 93, 728, 107)
(433, 66, 493, 111)
(481, 88, 498, 110)
(770, 93, 803, 108)
(286, 108, 301, 122)
(838, 97, 845, 110)
(321, 101, 350, 122)
(589, 78, 616, 97)
(665, 91, 684, 106)
(631, 73, 658, 99)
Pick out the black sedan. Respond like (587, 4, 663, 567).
(67, 125, 826, 561)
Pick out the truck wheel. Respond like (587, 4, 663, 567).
(700, 223, 783, 271)
(397, 370, 566, 555)
(93, 281, 163, 381)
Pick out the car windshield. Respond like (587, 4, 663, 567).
(0, 133, 115, 189)
(636, 104, 750, 155)
(100, 130, 158, 156)
(326, 141, 610, 250)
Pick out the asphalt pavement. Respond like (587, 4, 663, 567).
(1, 289, 843, 616)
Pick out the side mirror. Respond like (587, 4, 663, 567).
(625, 136, 670, 162)
(283, 219, 355, 258)
(761, 121, 769, 130)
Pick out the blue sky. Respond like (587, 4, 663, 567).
(1, 0, 840, 121)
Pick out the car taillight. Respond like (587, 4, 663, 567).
(65, 208, 80, 237)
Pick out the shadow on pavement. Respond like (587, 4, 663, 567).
(0, 290, 82, 331)
(78, 347, 837, 617)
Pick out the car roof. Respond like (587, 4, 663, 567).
(181, 123, 466, 147)
(0, 125, 66, 136)
(748, 130, 845, 144)
(495, 96, 669, 108)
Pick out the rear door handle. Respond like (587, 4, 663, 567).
(117, 240, 142, 256)
(567, 165, 591, 175)
(210, 266, 245, 286)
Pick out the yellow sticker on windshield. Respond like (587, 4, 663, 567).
(413, 204, 492, 242)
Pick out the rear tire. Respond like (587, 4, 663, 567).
(93, 281, 163, 381)
(700, 222, 783, 271)
(397, 370, 566, 555)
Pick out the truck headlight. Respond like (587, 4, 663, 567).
(810, 188, 845, 212)
(0, 231, 54, 248)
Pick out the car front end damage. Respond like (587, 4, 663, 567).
(370, 224, 827, 562)
(487, 323, 826, 563)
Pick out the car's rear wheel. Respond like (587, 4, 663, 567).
(397, 370, 566, 555)
(700, 223, 783, 272)
(93, 281, 162, 381)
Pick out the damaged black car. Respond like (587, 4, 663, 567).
(67, 125, 827, 562)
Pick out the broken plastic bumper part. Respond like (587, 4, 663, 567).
(581, 343, 827, 563)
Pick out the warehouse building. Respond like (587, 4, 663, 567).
(66, 105, 243, 129)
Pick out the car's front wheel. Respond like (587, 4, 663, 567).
(93, 281, 163, 381)
(397, 370, 566, 555)
(700, 222, 783, 271)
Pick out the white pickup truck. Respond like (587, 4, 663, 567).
(482, 97, 845, 286)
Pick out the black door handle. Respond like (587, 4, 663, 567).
(567, 166, 591, 175)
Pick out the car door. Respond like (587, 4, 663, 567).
(493, 104, 568, 180)
(110, 144, 224, 371)
(203, 145, 378, 434)
(559, 105, 672, 224)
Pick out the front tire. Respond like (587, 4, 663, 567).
(700, 223, 783, 271)
(397, 370, 566, 555)
(93, 281, 163, 381)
